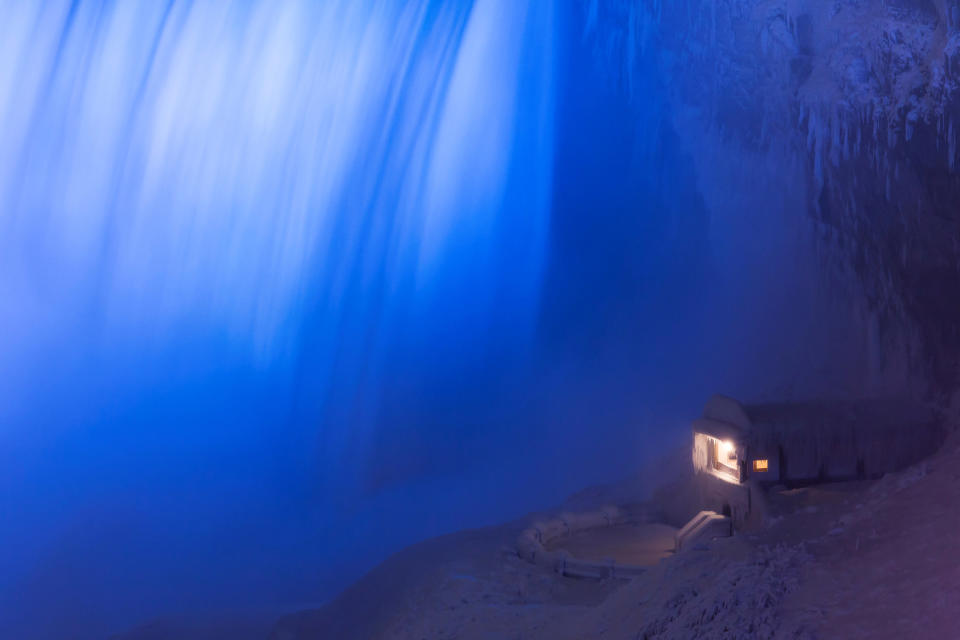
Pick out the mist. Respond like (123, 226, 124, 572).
(0, 2, 883, 638)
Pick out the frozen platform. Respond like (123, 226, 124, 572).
(545, 522, 677, 567)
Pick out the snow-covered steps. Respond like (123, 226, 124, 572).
(675, 510, 732, 551)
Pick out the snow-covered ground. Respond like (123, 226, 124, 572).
(184, 426, 946, 640)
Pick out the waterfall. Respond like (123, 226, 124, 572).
(0, 0, 553, 363)
(0, 1, 555, 637)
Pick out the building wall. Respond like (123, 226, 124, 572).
(697, 474, 751, 527)
(692, 432, 711, 474)
(745, 446, 781, 484)
(747, 399, 945, 483)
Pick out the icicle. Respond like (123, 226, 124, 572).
(830, 108, 841, 168)
(949, 119, 956, 171)
(814, 133, 824, 194)
(905, 110, 918, 143)
(807, 109, 817, 152)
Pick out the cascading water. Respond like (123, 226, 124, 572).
(0, 1, 555, 637)
(0, 0, 554, 384)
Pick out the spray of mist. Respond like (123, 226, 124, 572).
(0, 1, 554, 637)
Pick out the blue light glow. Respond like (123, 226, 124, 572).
(0, 2, 555, 636)
(0, 0, 553, 363)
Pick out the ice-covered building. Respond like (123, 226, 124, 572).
(691, 394, 945, 524)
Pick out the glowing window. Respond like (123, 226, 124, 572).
(753, 459, 769, 472)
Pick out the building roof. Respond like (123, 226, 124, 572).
(743, 397, 936, 436)
(702, 395, 751, 431)
(691, 417, 744, 443)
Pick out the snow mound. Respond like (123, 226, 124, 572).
(638, 544, 811, 640)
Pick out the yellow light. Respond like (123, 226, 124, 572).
(753, 459, 769, 472)
(720, 440, 734, 458)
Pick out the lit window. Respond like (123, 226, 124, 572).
(753, 459, 769, 472)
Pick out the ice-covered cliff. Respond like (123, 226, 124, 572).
(581, 0, 960, 402)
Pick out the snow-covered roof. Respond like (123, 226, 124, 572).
(702, 395, 752, 431)
(743, 398, 936, 437)
(691, 417, 744, 443)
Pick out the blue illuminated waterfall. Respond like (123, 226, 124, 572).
(0, 0, 553, 366)
(0, 1, 556, 637)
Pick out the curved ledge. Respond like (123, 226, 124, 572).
(515, 504, 659, 579)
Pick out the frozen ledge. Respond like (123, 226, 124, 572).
(514, 505, 658, 579)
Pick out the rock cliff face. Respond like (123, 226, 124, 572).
(582, 0, 960, 403)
